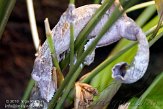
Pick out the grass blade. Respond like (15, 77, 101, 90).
(126, 1, 154, 13)
(26, 0, 40, 50)
(0, 0, 16, 39)
(45, 18, 63, 86)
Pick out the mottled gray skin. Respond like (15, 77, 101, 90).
(31, 4, 149, 101)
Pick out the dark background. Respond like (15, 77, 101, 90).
(0, 0, 163, 108)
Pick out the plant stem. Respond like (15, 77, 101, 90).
(0, 0, 16, 39)
(55, 66, 83, 109)
(19, 79, 35, 109)
(77, 39, 87, 59)
(148, 12, 163, 41)
(74, 0, 115, 50)
(94, 0, 101, 4)
(126, 1, 154, 13)
(70, 23, 75, 69)
(45, 19, 61, 71)
(45, 18, 64, 86)
(135, 5, 156, 27)
(146, 24, 163, 36)
(69, 0, 75, 4)
(26, 0, 40, 51)
(149, 31, 163, 47)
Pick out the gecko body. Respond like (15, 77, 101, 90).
(31, 4, 149, 102)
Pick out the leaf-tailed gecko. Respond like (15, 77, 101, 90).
(31, 2, 149, 102)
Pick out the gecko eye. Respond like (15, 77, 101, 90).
(32, 56, 52, 81)
(40, 57, 47, 64)
(40, 59, 45, 63)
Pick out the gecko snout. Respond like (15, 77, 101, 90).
(31, 58, 43, 81)
(31, 56, 53, 82)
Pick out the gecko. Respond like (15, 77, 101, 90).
(31, 1, 149, 102)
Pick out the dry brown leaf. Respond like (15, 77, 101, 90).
(74, 82, 98, 109)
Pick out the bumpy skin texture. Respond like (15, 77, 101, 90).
(31, 4, 149, 102)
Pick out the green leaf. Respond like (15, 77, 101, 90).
(143, 16, 159, 32)
(128, 72, 163, 109)
(126, 1, 155, 13)
(19, 79, 35, 109)
(44, 18, 64, 87)
(0, 0, 16, 39)
(94, 0, 101, 4)
(135, 5, 156, 27)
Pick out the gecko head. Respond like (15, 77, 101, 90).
(32, 55, 53, 82)
(31, 55, 56, 101)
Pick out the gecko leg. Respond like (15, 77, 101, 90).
(84, 38, 96, 65)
